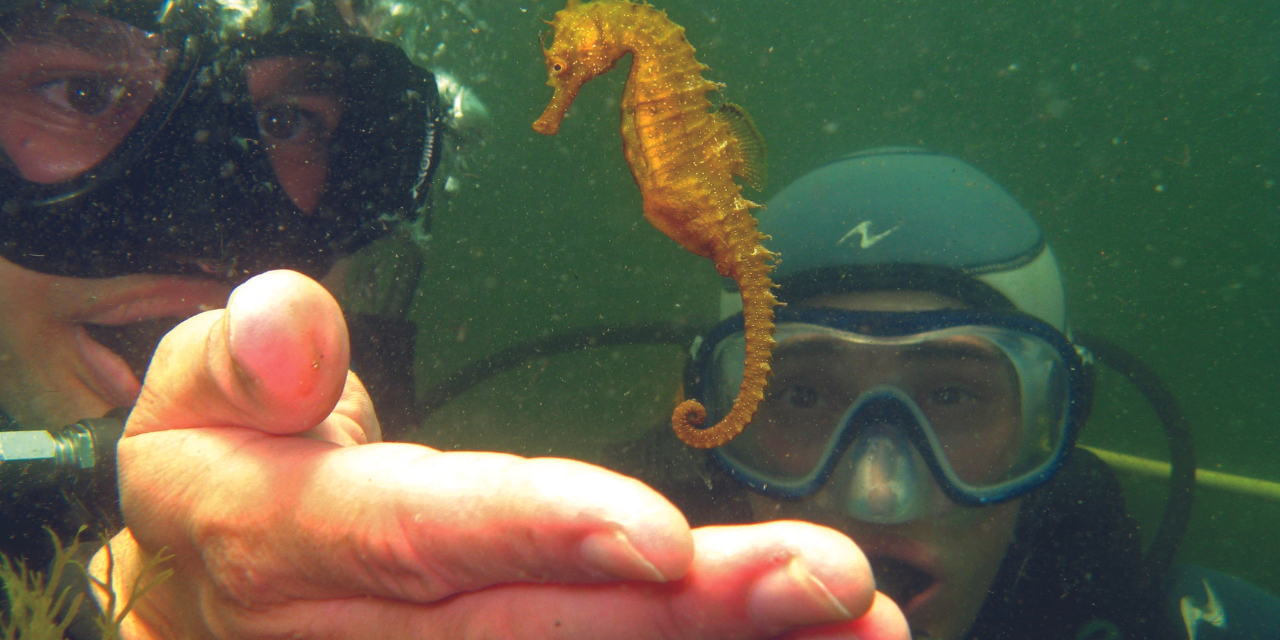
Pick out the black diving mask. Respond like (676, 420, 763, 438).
(0, 4, 444, 281)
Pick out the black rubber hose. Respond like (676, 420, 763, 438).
(417, 322, 701, 417)
(414, 324, 1196, 594)
(1073, 332, 1196, 592)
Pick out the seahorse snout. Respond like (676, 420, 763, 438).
(534, 78, 588, 135)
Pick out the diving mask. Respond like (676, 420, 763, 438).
(0, 4, 444, 281)
(688, 307, 1091, 521)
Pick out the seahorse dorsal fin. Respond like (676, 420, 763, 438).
(715, 103, 768, 191)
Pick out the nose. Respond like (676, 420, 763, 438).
(844, 422, 935, 524)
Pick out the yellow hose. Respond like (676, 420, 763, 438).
(1082, 446, 1280, 503)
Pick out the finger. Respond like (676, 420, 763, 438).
(781, 592, 911, 640)
(846, 592, 911, 640)
(206, 521, 883, 640)
(299, 370, 381, 445)
(118, 437, 695, 605)
(127, 269, 349, 437)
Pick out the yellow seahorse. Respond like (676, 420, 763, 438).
(533, 0, 777, 449)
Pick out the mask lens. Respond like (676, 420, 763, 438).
(0, 6, 174, 184)
(707, 316, 1075, 499)
(709, 330, 851, 480)
(246, 56, 346, 214)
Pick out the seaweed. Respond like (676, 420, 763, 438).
(1, 529, 171, 640)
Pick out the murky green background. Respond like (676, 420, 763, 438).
(393, 0, 1278, 593)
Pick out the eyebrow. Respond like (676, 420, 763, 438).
(282, 61, 344, 94)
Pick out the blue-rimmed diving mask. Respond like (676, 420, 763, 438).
(689, 306, 1091, 524)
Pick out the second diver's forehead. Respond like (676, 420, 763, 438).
(897, 336, 1005, 363)
(800, 290, 968, 313)
(772, 331, 1005, 368)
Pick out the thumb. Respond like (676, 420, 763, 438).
(127, 269, 350, 437)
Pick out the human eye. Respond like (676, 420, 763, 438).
(251, 94, 342, 213)
(247, 57, 343, 143)
(764, 380, 834, 413)
(36, 73, 127, 116)
(256, 104, 316, 141)
(928, 386, 981, 407)
(256, 93, 343, 139)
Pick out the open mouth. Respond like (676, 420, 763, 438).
(868, 554, 937, 610)
(84, 318, 186, 381)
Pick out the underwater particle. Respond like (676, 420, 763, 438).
(1169, 256, 1186, 269)
(1155, 184, 1166, 192)
(1045, 98, 1070, 118)
(822, 121, 839, 134)
(1132, 56, 1152, 71)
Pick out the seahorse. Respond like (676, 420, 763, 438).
(533, 0, 777, 449)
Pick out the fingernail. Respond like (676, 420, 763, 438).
(579, 529, 669, 582)
(748, 556, 854, 628)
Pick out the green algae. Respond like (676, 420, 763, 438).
(2, 529, 171, 640)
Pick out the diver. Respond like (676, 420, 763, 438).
(0, 2, 905, 639)
(611, 147, 1169, 639)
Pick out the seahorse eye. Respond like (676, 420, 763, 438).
(552, 62, 565, 73)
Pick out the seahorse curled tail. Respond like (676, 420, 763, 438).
(673, 210, 778, 449)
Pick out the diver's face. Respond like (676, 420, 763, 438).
(0, 9, 224, 428)
(0, 8, 357, 429)
(745, 290, 1021, 640)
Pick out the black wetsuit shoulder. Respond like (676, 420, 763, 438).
(964, 448, 1167, 640)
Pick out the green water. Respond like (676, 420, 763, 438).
(403, 0, 1278, 593)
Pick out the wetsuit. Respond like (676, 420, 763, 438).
(964, 449, 1164, 639)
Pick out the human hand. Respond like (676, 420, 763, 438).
(89, 270, 909, 640)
